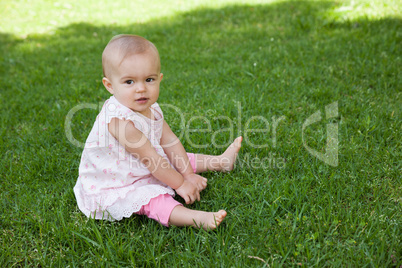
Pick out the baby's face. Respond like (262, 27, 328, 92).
(103, 49, 162, 118)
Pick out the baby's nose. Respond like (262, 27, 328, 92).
(135, 83, 146, 92)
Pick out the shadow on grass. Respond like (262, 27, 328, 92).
(0, 0, 400, 171)
(0, 0, 400, 180)
(0, 0, 400, 192)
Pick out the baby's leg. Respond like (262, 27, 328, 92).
(138, 194, 182, 227)
(169, 205, 227, 230)
(193, 136, 242, 173)
(140, 194, 226, 230)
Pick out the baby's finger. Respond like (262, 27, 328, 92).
(188, 194, 194, 204)
(184, 195, 190, 204)
(197, 182, 204, 191)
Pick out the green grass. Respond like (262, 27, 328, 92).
(1, 0, 401, 266)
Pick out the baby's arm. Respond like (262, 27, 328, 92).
(160, 120, 207, 191)
(108, 118, 200, 204)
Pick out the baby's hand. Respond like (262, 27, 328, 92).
(175, 180, 200, 204)
(183, 173, 207, 191)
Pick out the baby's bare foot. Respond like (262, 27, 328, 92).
(169, 206, 227, 230)
(196, 210, 227, 230)
(220, 136, 242, 172)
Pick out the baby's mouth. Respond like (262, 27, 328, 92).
(135, 97, 149, 103)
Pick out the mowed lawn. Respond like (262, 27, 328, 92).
(0, 0, 401, 266)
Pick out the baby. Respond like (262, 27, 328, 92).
(73, 34, 242, 230)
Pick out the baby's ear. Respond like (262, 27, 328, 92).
(159, 73, 163, 81)
(102, 77, 114, 94)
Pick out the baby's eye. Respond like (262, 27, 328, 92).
(146, 78, 154, 82)
(125, 80, 134, 85)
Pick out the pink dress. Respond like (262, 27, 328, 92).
(73, 96, 175, 220)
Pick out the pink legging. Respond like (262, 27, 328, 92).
(136, 153, 196, 226)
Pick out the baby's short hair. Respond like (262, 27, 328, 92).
(102, 34, 160, 78)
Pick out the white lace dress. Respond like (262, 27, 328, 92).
(73, 96, 175, 220)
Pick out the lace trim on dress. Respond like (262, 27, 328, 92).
(75, 181, 175, 220)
